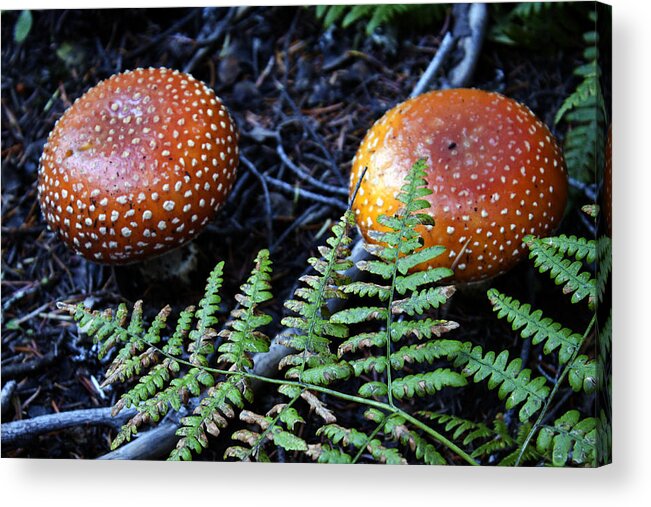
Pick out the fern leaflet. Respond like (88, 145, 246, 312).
(487, 289, 582, 364)
(454, 344, 550, 422)
(524, 235, 596, 307)
(536, 410, 597, 466)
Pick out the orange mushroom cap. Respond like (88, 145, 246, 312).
(37, 67, 239, 264)
(350, 88, 568, 283)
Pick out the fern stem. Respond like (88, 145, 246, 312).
(385, 266, 397, 407)
(351, 416, 390, 464)
(297, 211, 352, 383)
(249, 394, 301, 460)
(145, 343, 479, 465)
(514, 314, 597, 466)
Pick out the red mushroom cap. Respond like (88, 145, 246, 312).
(350, 88, 568, 283)
(37, 67, 239, 264)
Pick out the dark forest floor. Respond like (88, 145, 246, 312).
(1, 5, 596, 460)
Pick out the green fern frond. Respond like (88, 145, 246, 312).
(333, 159, 461, 405)
(418, 412, 540, 465)
(596, 410, 611, 465)
(108, 266, 228, 449)
(555, 8, 606, 182)
(188, 262, 224, 366)
(470, 417, 517, 459)
(367, 409, 446, 465)
(314, 3, 446, 36)
(418, 412, 494, 448)
(536, 410, 597, 466)
(305, 443, 354, 464)
(524, 235, 596, 307)
(111, 367, 213, 448)
(390, 339, 464, 370)
(391, 318, 459, 341)
(555, 68, 599, 124)
(292, 361, 354, 386)
(279, 211, 355, 383)
(170, 378, 251, 461)
(487, 289, 582, 364)
(394, 268, 453, 295)
(330, 305, 387, 324)
(494, 0, 607, 203)
(599, 312, 612, 368)
(337, 331, 386, 355)
(226, 404, 308, 462)
(596, 236, 612, 303)
(537, 234, 596, 263)
(316, 423, 407, 464)
(391, 285, 455, 316)
(111, 304, 170, 367)
(171, 250, 274, 460)
(454, 344, 550, 422)
(56, 301, 173, 389)
(109, 306, 194, 411)
(217, 250, 273, 370)
(489, 2, 580, 49)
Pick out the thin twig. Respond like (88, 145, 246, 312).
(276, 83, 346, 185)
(240, 155, 274, 246)
(276, 143, 349, 196)
(183, 7, 237, 74)
(269, 204, 330, 254)
(410, 32, 456, 98)
(264, 175, 348, 210)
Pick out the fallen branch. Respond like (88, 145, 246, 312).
(97, 415, 182, 461)
(447, 3, 489, 88)
(2, 350, 59, 380)
(1, 380, 17, 417)
(1, 407, 137, 449)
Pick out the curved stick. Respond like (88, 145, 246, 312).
(447, 3, 489, 88)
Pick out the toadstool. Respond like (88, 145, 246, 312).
(37, 67, 239, 264)
(350, 88, 568, 283)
